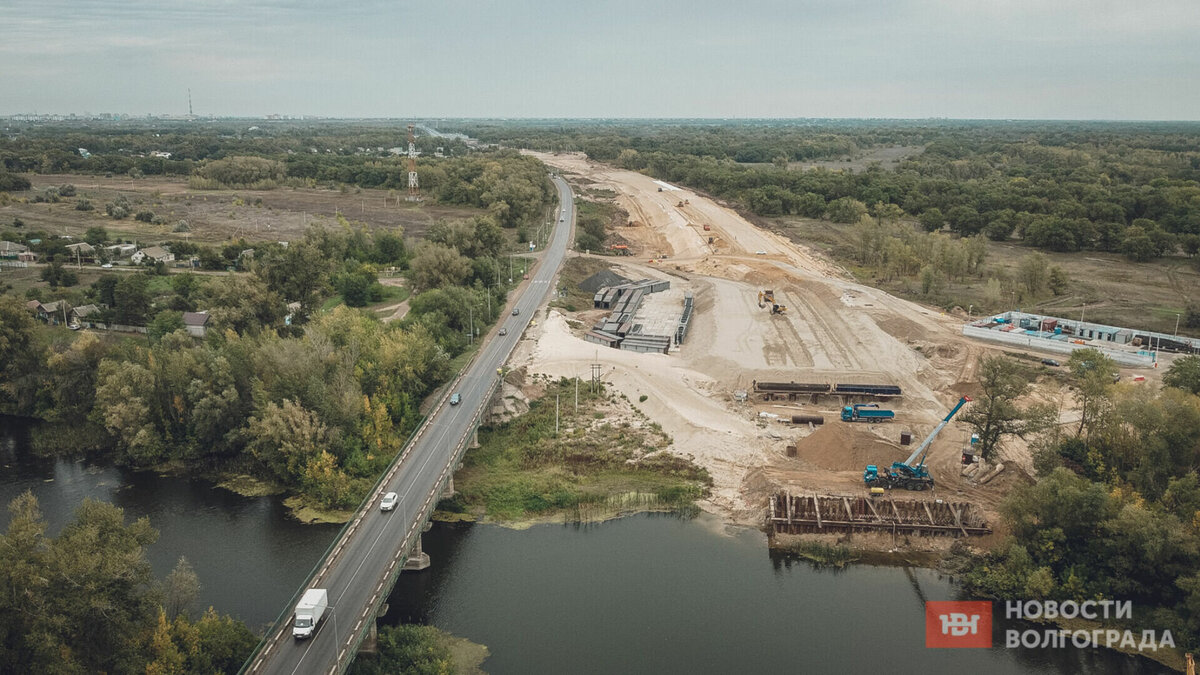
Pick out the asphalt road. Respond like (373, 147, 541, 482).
(249, 175, 574, 675)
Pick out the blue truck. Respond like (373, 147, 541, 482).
(841, 404, 895, 422)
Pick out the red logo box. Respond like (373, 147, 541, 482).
(926, 601, 993, 648)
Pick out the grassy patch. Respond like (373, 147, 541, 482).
(552, 256, 617, 311)
(282, 495, 355, 524)
(217, 473, 285, 497)
(348, 624, 488, 675)
(455, 378, 710, 522)
(776, 540, 859, 569)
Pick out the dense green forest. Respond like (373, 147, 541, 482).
(459, 120, 1200, 259)
(0, 216, 532, 511)
(0, 492, 257, 673)
(947, 352, 1200, 653)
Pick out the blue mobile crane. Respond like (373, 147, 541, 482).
(864, 396, 971, 491)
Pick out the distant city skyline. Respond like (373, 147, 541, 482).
(2, 0, 1199, 120)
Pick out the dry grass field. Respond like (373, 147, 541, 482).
(2, 174, 483, 245)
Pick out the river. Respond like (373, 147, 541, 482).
(0, 416, 1173, 673)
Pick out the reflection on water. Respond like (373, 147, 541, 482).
(0, 416, 340, 629)
(385, 513, 1170, 675)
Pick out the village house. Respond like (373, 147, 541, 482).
(64, 242, 96, 261)
(69, 304, 103, 328)
(105, 243, 138, 259)
(0, 240, 29, 258)
(27, 299, 71, 325)
(131, 246, 175, 265)
(182, 311, 210, 338)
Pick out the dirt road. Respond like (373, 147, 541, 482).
(520, 152, 1024, 526)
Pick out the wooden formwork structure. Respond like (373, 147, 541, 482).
(768, 492, 991, 537)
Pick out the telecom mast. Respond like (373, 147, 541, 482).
(406, 124, 422, 201)
(188, 88, 193, 117)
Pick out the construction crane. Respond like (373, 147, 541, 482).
(864, 396, 971, 491)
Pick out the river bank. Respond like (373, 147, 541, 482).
(442, 375, 711, 524)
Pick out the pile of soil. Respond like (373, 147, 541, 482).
(794, 422, 908, 472)
(579, 269, 630, 292)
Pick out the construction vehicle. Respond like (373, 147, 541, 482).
(841, 403, 894, 422)
(703, 223, 711, 231)
(771, 304, 787, 315)
(863, 396, 971, 491)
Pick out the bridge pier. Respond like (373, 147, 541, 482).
(357, 604, 388, 655)
(402, 536, 431, 571)
(469, 427, 480, 449)
(443, 475, 455, 497)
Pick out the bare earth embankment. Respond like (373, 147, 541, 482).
(518, 152, 1122, 534)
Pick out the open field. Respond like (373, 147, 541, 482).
(766, 215, 1200, 338)
(3, 174, 483, 245)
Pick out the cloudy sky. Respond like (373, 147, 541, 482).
(2, 0, 1198, 119)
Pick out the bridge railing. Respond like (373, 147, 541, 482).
(337, 375, 502, 667)
(238, 404, 429, 674)
(241, 175, 573, 674)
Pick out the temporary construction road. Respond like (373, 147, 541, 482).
(246, 175, 575, 675)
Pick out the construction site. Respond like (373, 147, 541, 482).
(513, 151, 1171, 552)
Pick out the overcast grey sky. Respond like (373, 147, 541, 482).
(3, 0, 1198, 119)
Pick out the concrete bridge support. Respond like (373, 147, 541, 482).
(402, 537, 430, 571)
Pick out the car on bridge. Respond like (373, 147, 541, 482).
(449, 393, 461, 406)
(499, 327, 507, 336)
(380, 492, 398, 511)
(512, 308, 520, 316)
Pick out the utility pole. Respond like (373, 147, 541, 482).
(555, 394, 560, 436)
(575, 376, 579, 412)
(468, 305, 474, 345)
(1175, 313, 1181, 338)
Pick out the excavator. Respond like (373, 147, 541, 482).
(864, 396, 971, 491)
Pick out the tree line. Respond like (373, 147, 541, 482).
(951, 352, 1200, 652)
(1, 210, 533, 511)
(457, 120, 1200, 260)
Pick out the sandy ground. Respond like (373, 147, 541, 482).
(515, 152, 1076, 528)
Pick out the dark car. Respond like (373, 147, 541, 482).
(512, 308, 520, 316)
(1041, 358, 1060, 367)
(449, 393, 461, 405)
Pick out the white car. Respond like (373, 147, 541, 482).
(755, 250, 767, 255)
(380, 491, 398, 511)
(101, 263, 113, 268)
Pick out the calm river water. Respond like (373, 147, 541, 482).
(0, 416, 1173, 673)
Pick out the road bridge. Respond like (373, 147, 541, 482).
(244, 175, 575, 674)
